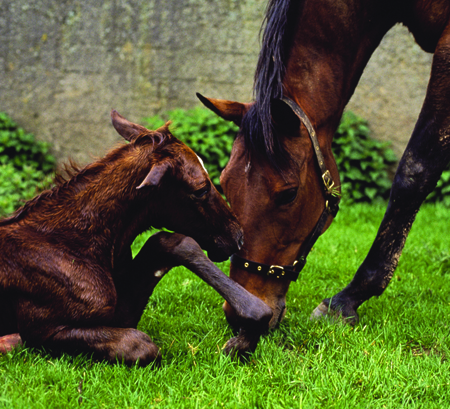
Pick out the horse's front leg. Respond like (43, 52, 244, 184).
(313, 24, 450, 323)
(142, 232, 273, 356)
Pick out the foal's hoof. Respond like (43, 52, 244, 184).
(0, 333, 23, 354)
(310, 300, 359, 325)
(223, 330, 260, 360)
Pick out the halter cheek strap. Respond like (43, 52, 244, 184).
(230, 97, 340, 282)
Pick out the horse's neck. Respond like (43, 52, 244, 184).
(284, 0, 396, 131)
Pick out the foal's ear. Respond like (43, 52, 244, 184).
(136, 161, 171, 190)
(111, 110, 149, 142)
(196, 93, 251, 127)
(270, 99, 301, 136)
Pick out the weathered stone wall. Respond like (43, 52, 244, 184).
(347, 25, 432, 158)
(0, 1, 433, 165)
(0, 0, 266, 164)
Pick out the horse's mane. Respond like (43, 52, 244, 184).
(0, 130, 169, 227)
(241, 0, 298, 170)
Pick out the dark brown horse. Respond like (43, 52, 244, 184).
(0, 111, 272, 364)
(198, 0, 450, 328)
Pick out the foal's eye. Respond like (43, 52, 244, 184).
(276, 188, 298, 206)
(192, 183, 210, 199)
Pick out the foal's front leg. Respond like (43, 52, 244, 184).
(128, 232, 273, 356)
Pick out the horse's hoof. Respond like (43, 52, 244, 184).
(310, 301, 359, 325)
(0, 333, 23, 354)
(310, 301, 329, 320)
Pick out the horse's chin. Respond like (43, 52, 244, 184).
(260, 302, 287, 329)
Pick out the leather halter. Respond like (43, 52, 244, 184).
(230, 97, 340, 282)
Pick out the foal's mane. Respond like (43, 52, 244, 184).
(242, 0, 298, 169)
(0, 130, 169, 227)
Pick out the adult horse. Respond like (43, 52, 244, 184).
(197, 0, 450, 328)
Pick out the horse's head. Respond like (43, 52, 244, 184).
(111, 110, 243, 262)
(198, 95, 340, 328)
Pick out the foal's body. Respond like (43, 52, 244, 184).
(0, 112, 272, 364)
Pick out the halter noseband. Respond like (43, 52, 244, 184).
(230, 97, 340, 282)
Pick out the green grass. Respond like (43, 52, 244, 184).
(1, 203, 450, 408)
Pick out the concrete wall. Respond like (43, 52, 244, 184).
(347, 25, 432, 158)
(0, 0, 433, 165)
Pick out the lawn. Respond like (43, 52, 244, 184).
(1, 202, 449, 408)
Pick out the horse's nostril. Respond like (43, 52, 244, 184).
(278, 304, 286, 323)
(238, 235, 244, 250)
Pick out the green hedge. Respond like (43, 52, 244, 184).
(0, 112, 55, 217)
(145, 107, 450, 205)
(1, 108, 448, 219)
(0, 112, 55, 173)
(426, 167, 450, 206)
(332, 111, 398, 202)
(334, 111, 450, 205)
(143, 107, 401, 202)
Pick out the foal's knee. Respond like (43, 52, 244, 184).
(150, 232, 204, 263)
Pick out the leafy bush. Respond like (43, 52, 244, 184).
(143, 107, 450, 205)
(334, 110, 450, 204)
(0, 163, 53, 216)
(142, 107, 238, 189)
(0, 112, 56, 217)
(0, 112, 55, 173)
(143, 107, 397, 201)
(425, 167, 450, 206)
(332, 111, 397, 202)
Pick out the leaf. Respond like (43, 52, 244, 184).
(332, 110, 398, 202)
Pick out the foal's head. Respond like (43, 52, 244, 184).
(111, 110, 243, 262)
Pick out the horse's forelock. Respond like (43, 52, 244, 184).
(240, 105, 294, 175)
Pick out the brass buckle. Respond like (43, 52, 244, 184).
(268, 265, 285, 279)
(322, 170, 335, 193)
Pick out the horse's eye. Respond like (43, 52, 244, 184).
(276, 188, 298, 206)
(192, 183, 210, 199)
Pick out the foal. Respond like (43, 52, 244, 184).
(0, 111, 272, 366)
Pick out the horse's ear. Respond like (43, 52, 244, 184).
(196, 93, 250, 127)
(136, 161, 170, 190)
(270, 99, 301, 136)
(111, 110, 149, 142)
